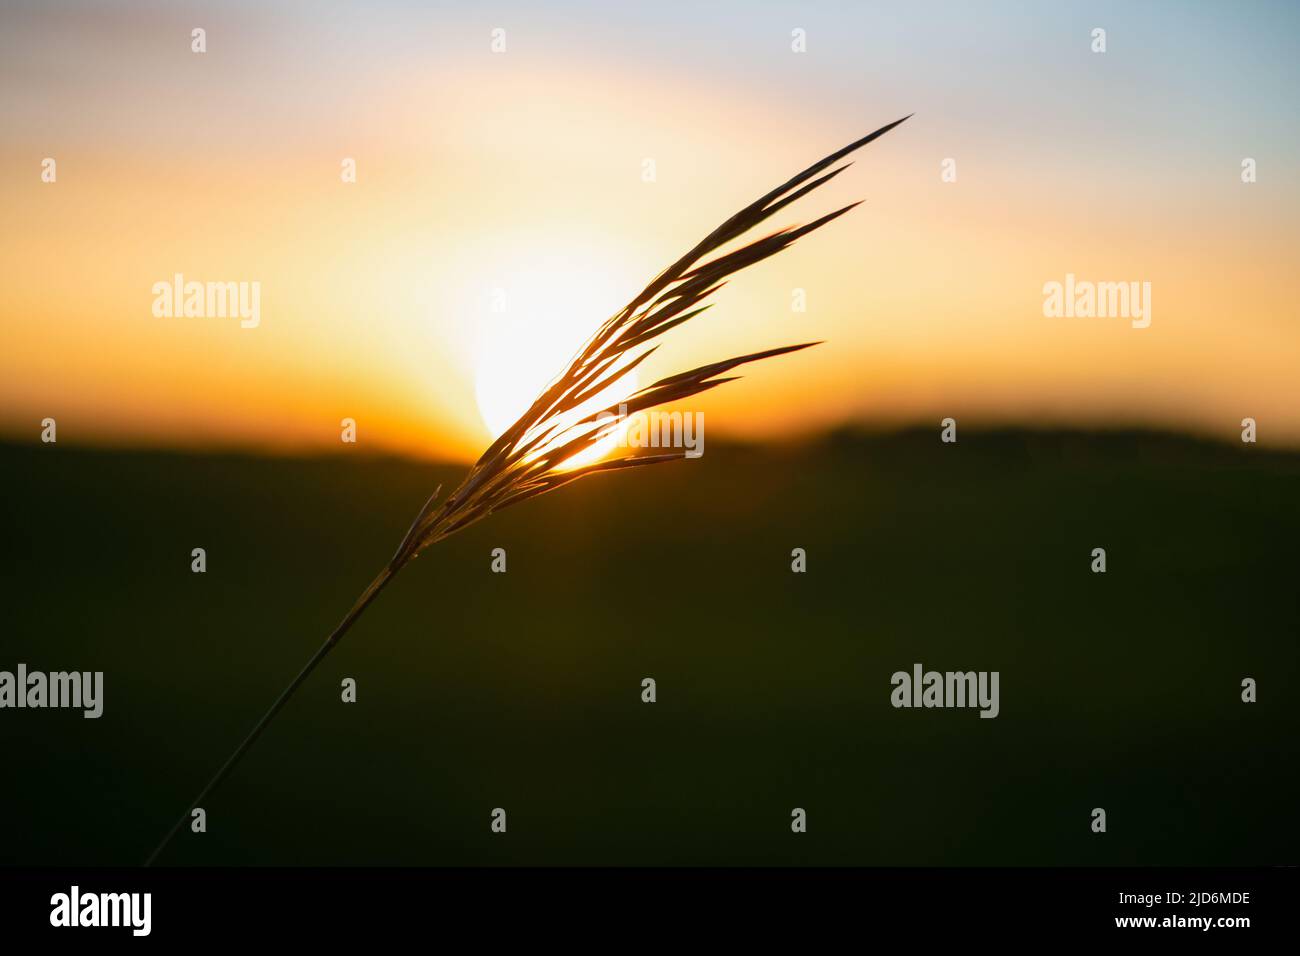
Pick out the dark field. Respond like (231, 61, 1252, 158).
(1, 430, 1296, 865)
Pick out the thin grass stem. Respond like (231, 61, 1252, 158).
(142, 116, 907, 866)
(143, 565, 398, 866)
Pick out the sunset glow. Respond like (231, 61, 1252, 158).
(3, 1, 1299, 459)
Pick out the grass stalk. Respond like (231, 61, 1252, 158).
(144, 115, 908, 865)
(144, 565, 397, 866)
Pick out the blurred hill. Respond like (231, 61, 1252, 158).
(1, 429, 1296, 865)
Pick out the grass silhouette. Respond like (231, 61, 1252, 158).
(144, 115, 911, 865)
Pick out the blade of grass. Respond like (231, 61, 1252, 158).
(145, 115, 910, 865)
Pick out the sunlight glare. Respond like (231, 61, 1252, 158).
(472, 260, 639, 468)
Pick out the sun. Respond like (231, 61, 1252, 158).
(472, 265, 638, 468)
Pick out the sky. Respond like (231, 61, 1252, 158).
(2, 0, 1298, 460)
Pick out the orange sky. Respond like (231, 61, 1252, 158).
(3, 2, 1298, 460)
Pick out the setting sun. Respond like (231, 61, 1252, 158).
(470, 258, 641, 466)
